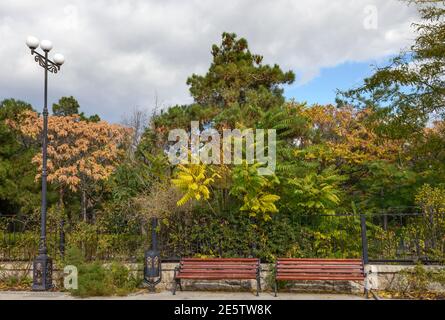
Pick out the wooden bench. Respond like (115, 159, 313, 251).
(274, 258, 366, 297)
(172, 258, 261, 295)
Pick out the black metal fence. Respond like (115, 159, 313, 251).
(366, 211, 445, 264)
(1, 210, 444, 264)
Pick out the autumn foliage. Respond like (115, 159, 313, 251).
(9, 110, 130, 192)
(302, 105, 403, 165)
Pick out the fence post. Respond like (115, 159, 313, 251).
(59, 218, 65, 257)
(360, 214, 369, 264)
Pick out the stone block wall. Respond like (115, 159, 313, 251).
(365, 264, 445, 293)
(1, 262, 444, 294)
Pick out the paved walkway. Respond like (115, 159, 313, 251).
(0, 290, 366, 300)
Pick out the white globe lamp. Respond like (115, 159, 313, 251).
(26, 36, 39, 49)
(40, 40, 53, 51)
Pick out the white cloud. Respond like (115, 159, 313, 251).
(0, 0, 419, 122)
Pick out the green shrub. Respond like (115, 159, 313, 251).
(107, 262, 142, 296)
(386, 264, 445, 299)
(398, 264, 431, 293)
(64, 246, 85, 267)
(0, 263, 33, 290)
(71, 262, 111, 297)
(67, 253, 141, 298)
(0, 275, 32, 289)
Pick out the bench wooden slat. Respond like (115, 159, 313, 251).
(181, 265, 257, 270)
(177, 274, 258, 280)
(181, 258, 258, 262)
(177, 269, 257, 274)
(181, 263, 257, 267)
(182, 260, 258, 263)
(277, 266, 362, 269)
(277, 276, 365, 281)
(278, 258, 362, 261)
(277, 261, 362, 265)
(277, 265, 362, 269)
(278, 269, 363, 273)
(180, 271, 256, 274)
(277, 272, 364, 275)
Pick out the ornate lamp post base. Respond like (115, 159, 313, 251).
(143, 217, 162, 292)
(144, 249, 162, 292)
(32, 254, 53, 291)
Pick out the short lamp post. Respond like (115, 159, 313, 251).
(144, 217, 162, 292)
(26, 36, 65, 291)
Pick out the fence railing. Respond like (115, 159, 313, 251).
(1, 210, 444, 264)
(365, 212, 445, 264)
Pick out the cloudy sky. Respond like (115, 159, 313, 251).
(0, 0, 420, 123)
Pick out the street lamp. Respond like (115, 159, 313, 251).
(26, 36, 65, 291)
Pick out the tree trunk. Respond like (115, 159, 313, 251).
(141, 218, 148, 236)
(82, 189, 87, 222)
(59, 188, 65, 257)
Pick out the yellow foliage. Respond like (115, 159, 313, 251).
(171, 163, 220, 206)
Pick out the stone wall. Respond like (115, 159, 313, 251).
(366, 264, 445, 293)
(1, 262, 444, 294)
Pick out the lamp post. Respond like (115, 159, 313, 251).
(144, 217, 162, 292)
(26, 36, 65, 291)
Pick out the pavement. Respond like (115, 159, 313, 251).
(0, 290, 367, 300)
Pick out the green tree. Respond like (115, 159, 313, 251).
(52, 96, 80, 116)
(286, 168, 345, 215)
(230, 161, 280, 221)
(0, 99, 43, 217)
(415, 184, 445, 255)
(187, 32, 295, 127)
(52, 96, 100, 122)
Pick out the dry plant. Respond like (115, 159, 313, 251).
(133, 181, 194, 221)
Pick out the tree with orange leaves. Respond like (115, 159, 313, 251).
(8, 110, 131, 222)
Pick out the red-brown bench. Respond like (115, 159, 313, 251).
(274, 258, 366, 297)
(173, 258, 261, 295)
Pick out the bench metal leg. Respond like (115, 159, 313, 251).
(172, 266, 181, 295)
(256, 264, 261, 296)
(172, 279, 177, 295)
(364, 287, 369, 299)
(364, 273, 370, 299)
(274, 280, 278, 297)
(172, 279, 182, 295)
(256, 276, 261, 296)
